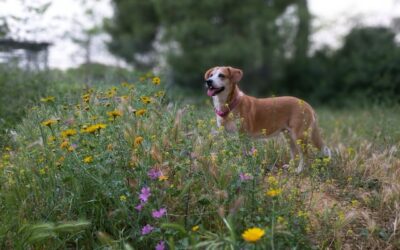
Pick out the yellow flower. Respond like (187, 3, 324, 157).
(40, 96, 55, 102)
(82, 94, 90, 103)
(152, 76, 161, 85)
(192, 225, 199, 232)
(83, 156, 93, 163)
(134, 136, 144, 146)
(158, 175, 168, 181)
(48, 136, 56, 142)
(120, 195, 127, 202)
(266, 188, 282, 197)
(267, 176, 278, 186)
(107, 109, 123, 119)
(140, 96, 151, 104)
(61, 129, 77, 138)
(60, 140, 69, 149)
(242, 227, 265, 243)
(155, 90, 165, 98)
(39, 168, 46, 175)
(135, 109, 147, 116)
(41, 119, 58, 127)
(81, 123, 107, 134)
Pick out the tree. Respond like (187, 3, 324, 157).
(106, 0, 310, 93)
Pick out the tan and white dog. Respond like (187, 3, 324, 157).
(204, 66, 331, 173)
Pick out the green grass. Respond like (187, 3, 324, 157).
(0, 74, 400, 249)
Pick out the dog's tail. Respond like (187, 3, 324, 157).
(311, 113, 331, 158)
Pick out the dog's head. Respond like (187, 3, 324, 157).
(204, 66, 243, 97)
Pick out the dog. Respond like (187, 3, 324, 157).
(204, 66, 331, 173)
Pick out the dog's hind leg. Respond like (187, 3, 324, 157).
(287, 130, 305, 173)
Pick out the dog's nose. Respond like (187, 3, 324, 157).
(206, 79, 213, 87)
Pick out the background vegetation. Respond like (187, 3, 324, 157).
(106, 0, 399, 104)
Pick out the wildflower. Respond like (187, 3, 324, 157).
(155, 240, 165, 250)
(61, 129, 77, 138)
(135, 202, 144, 211)
(155, 90, 165, 98)
(81, 123, 107, 134)
(135, 108, 147, 116)
(68, 145, 75, 152)
(158, 175, 168, 181)
(267, 176, 278, 186)
(152, 208, 167, 219)
(60, 140, 69, 149)
(83, 156, 93, 163)
(82, 94, 90, 103)
(139, 186, 151, 203)
(134, 136, 144, 146)
(152, 76, 161, 85)
(192, 225, 199, 232)
(40, 96, 55, 102)
(120, 95, 129, 101)
(107, 109, 123, 119)
(41, 119, 58, 127)
(248, 147, 258, 157)
(141, 224, 154, 235)
(266, 188, 282, 197)
(39, 168, 46, 175)
(148, 168, 162, 180)
(120, 195, 127, 202)
(140, 96, 151, 104)
(242, 227, 265, 243)
(48, 136, 56, 142)
(239, 172, 253, 182)
(277, 216, 286, 224)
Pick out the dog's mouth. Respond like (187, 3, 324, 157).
(207, 86, 225, 96)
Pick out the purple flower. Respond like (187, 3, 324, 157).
(155, 240, 165, 250)
(152, 208, 167, 219)
(148, 168, 162, 180)
(141, 224, 154, 235)
(139, 186, 151, 203)
(239, 172, 253, 182)
(135, 202, 144, 211)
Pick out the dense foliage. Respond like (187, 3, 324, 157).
(106, 0, 399, 104)
(105, 0, 308, 93)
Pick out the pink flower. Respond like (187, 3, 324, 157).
(135, 202, 144, 211)
(239, 172, 253, 182)
(155, 240, 165, 250)
(141, 224, 154, 235)
(139, 186, 151, 203)
(152, 208, 167, 219)
(148, 168, 162, 180)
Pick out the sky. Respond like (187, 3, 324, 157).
(1, 0, 400, 69)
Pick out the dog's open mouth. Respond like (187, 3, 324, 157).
(207, 86, 225, 96)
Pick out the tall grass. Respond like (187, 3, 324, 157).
(0, 73, 399, 249)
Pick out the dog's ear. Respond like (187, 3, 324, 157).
(228, 67, 243, 83)
(204, 67, 215, 80)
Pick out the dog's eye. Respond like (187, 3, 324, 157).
(210, 74, 213, 77)
(218, 74, 225, 78)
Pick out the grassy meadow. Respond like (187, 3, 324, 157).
(0, 73, 400, 249)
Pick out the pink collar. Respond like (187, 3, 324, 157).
(214, 95, 241, 117)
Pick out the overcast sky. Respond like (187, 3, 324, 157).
(1, 0, 400, 69)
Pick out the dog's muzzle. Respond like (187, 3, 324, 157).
(205, 79, 225, 96)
